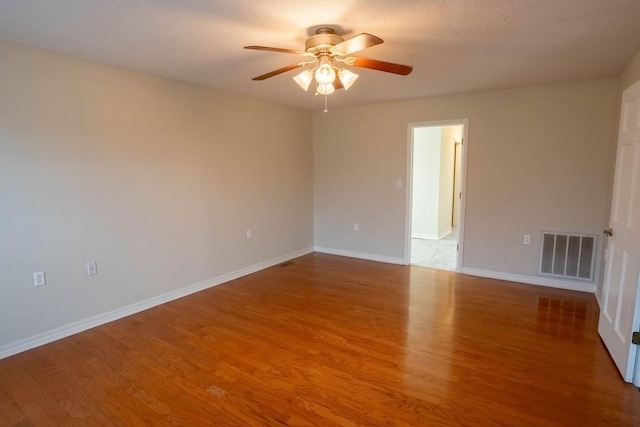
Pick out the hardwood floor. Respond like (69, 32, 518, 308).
(1, 253, 639, 426)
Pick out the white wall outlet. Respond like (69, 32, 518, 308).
(354, 223, 359, 231)
(246, 229, 252, 239)
(396, 179, 403, 188)
(524, 235, 531, 245)
(34, 271, 46, 287)
(87, 261, 98, 276)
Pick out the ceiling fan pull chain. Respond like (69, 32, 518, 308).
(324, 94, 328, 113)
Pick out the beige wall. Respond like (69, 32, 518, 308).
(313, 79, 618, 281)
(3, 39, 635, 353)
(0, 42, 313, 348)
(411, 127, 441, 238)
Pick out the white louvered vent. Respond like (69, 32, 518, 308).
(539, 231, 597, 281)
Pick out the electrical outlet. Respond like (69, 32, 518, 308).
(34, 271, 46, 287)
(354, 223, 359, 231)
(396, 179, 403, 188)
(524, 235, 531, 245)
(87, 261, 98, 276)
(246, 229, 252, 239)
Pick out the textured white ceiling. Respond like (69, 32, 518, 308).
(1, 1, 640, 111)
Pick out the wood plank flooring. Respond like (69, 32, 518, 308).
(1, 253, 639, 426)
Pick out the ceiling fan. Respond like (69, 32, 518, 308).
(244, 27, 413, 110)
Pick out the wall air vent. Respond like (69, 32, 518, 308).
(539, 231, 596, 281)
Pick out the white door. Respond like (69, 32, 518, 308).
(598, 79, 640, 383)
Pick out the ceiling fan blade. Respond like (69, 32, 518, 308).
(244, 45, 313, 56)
(351, 57, 413, 75)
(252, 63, 305, 81)
(332, 33, 383, 56)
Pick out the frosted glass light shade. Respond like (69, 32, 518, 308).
(338, 69, 359, 90)
(316, 83, 335, 95)
(315, 63, 336, 85)
(293, 70, 314, 91)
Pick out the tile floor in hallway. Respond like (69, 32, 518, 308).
(411, 228, 458, 270)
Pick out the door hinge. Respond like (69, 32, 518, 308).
(456, 244, 459, 251)
(633, 332, 640, 345)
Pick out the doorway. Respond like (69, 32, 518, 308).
(405, 120, 468, 271)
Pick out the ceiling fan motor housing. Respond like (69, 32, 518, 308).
(305, 28, 344, 54)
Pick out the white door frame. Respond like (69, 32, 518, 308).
(404, 119, 469, 270)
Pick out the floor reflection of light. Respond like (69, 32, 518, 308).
(403, 267, 456, 392)
(536, 296, 588, 336)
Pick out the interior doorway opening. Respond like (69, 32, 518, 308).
(405, 120, 468, 271)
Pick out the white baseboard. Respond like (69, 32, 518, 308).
(438, 228, 453, 239)
(594, 287, 603, 308)
(412, 229, 452, 240)
(0, 247, 314, 361)
(412, 233, 438, 240)
(462, 267, 596, 293)
(314, 247, 405, 265)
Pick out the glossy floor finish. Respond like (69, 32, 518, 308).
(1, 253, 639, 426)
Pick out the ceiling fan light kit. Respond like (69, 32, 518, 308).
(316, 83, 335, 96)
(338, 69, 359, 90)
(245, 27, 413, 112)
(293, 69, 314, 91)
(314, 60, 336, 85)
